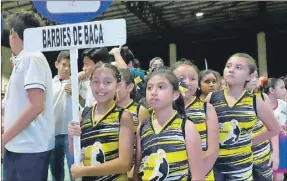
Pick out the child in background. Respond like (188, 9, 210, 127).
(116, 69, 150, 180)
(262, 78, 287, 181)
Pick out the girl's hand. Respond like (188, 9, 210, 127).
(68, 120, 81, 137)
(71, 163, 85, 179)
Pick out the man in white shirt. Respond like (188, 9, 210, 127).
(2, 12, 55, 181)
(50, 51, 74, 181)
(78, 47, 110, 107)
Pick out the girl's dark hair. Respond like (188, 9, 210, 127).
(81, 47, 110, 64)
(118, 68, 135, 99)
(260, 78, 281, 94)
(283, 76, 287, 89)
(199, 69, 221, 84)
(90, 63, 121, 83)
(146, 67, 186, 118)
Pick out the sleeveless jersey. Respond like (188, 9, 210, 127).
(139, 112, 190, 181)
(210, 89, 257, 180)
(185, 96, 214, 180)
(126, 100, 140, 133)
(80, 102, 126, 181)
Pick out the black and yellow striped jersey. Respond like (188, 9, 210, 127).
(185, 96, 214, 180)
(210, 89, 257, 180)
(185, 96, 208, 152)
(125, 100, 140, 133)
(139, 111, 190, 181)
(80, 102, 127, 181)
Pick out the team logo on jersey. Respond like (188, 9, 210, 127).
(219, 119, 240, 146)
(139, 149, 169, 181)
(83, 142, 105, 166)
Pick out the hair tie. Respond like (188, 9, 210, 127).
(134, 76, 142, 90)
(258, 77, 267, 88)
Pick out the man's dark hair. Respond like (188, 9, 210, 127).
(110, 46, 135, 65)
(133, 59, 141, 68)
(81, 47, 110, 64)
(56, 51, 70, 63)
(9, 11, 42, 40)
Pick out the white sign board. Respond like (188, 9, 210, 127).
(24, 19, 126, 52)
(47, 1, 101, 13)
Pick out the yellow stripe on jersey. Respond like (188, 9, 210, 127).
(250, 90, 272, 179)
(139, 112, 190, 180)
(80, 103, 126, 181)
(210, 89, 257, 179)
(185, 97, 215, 180)
(126, 101, 139, 133)
(185, 97, 207, 152)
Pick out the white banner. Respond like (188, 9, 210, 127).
(24, 19, 126, 52)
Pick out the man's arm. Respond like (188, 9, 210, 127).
(2, 89, 44, 145)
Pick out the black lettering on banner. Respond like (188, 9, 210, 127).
(51, 29, 56, 47)
(47, 30, 51, 48)
(84, 25, 89, 44)
(98, 24, 104, 44)
(42, 30, 47, 48)
(78, 26, 82, 45)
(63, 27, 67, 46)
(56, 28, 60, 47)
(89, 24, 94, 44)
(67, 27, 71, 46)
(94, 24, 98, 43)
(73, 26, 78, 45)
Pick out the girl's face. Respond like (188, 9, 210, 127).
(90, 67, 119, 103)
(270, 79, 286, 100)
(223, 56, 252, 86)
(246, 71, 259, 90)
(173, 65, 198, 99)
(146, 75, 178, 110)
(200, 73, 219, 95)
(116, 77, 134, 103)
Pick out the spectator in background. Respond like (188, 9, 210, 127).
(3, 11, 54, 181)
(50, 51, 74, 181)
(149, 57, 164, 72)
(132, 59, 141, 69)
(78, 47, 110, 107)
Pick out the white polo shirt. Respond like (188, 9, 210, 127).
(79, 79, 96, 107)
(53, 76, 72, 136)
(273, 99, 287, 126)
(4, 50, 55, 153)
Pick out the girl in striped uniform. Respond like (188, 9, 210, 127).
(198, 69, 221, 101)
(68, 63, 135, 181)
(246, 70, 275, 181)
(205, 53, 280, 181)
(134, 68, 205, 181)
(116, 68, 150, 180)
(262, 78, 287, 181)
(172, 60, 219, 180)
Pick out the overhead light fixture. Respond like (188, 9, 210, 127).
(195, 12, 204, 17)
